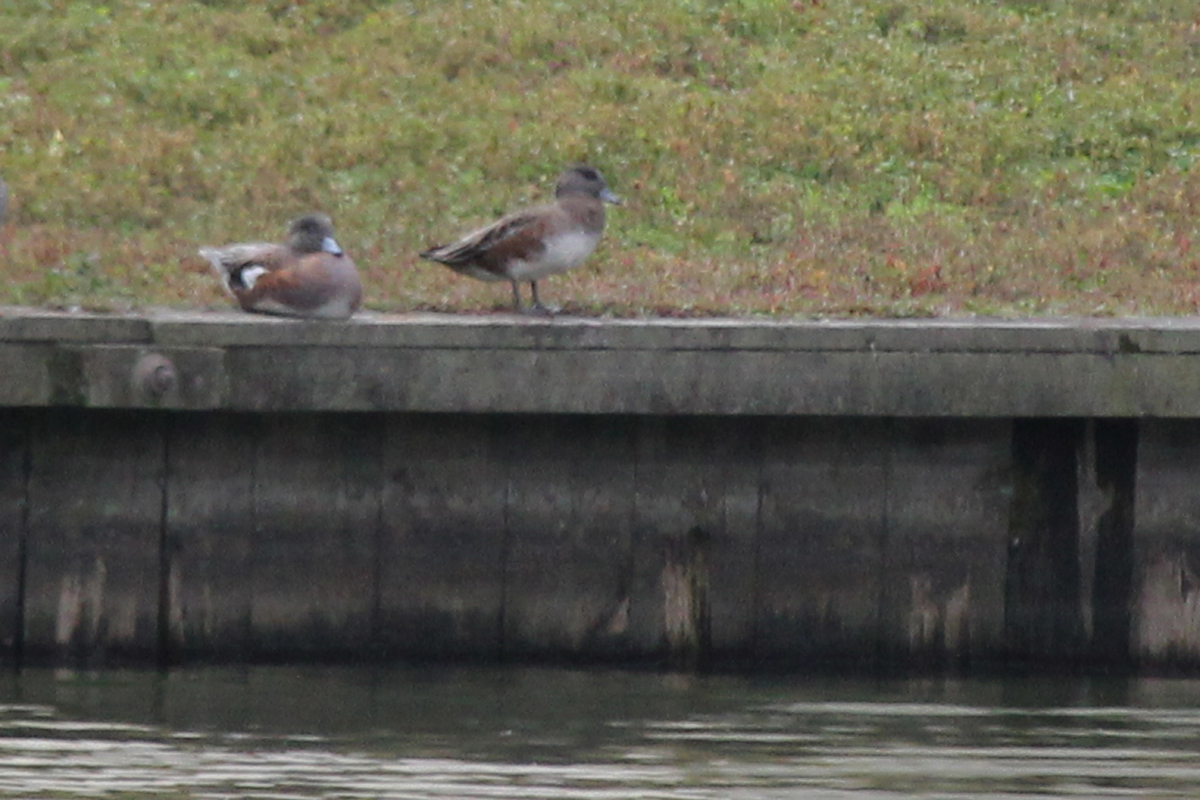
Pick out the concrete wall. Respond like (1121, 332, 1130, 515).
(5, 307, 1200, 416)
(1, 308, 1200, 672)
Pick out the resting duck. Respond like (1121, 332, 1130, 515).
(420, 165, 621, 315)
(199, 213, 362, 319)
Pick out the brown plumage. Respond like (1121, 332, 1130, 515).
(421, 165, 621, 314)
(199, 213, 362, 319)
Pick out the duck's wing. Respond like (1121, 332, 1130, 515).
(198, 242, 288, 272)
(242, 252, 359, 314)
(420, 207, 549, 266)
(198, 242, 290, 294)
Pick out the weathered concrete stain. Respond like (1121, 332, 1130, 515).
(54, 556, 106, 649)
(662, 527, 710, 670)
(46, 347, 86, 406)
(1134, 552, 1200, 664)
(906, 575, 970, 654)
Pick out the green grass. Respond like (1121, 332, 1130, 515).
(1, 0, 1199, 317)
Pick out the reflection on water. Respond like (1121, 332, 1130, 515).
(1, 668, 1200, 798)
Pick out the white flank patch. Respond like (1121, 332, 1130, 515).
(249, 297, 295, 316)
(460, 266, 506, 283)
(248, 295, 355, 319)
(244, 291, 352, 319)
(240, 266, 268, 289)
(309, 295, 356, 319)
(508, 231, 600, 281)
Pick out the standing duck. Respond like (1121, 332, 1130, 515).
(421, 165, 621, 315)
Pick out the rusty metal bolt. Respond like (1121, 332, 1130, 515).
(134, 353, 177, 398)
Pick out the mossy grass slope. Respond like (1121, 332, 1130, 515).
(1, 0, 1198, 316)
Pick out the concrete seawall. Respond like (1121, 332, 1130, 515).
(2, 306, 1200, 672)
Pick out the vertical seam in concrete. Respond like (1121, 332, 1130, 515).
(1090, 418, 1138, 669)
(749, 421, 765, 663)
(1120, 419, 1138, 667)
(497, 417, 511, 662)
(370, 415, 386, 659)
(156, 412, 172, 671)
(1076, 420, 1097, 647)
(15, 411, 34, 669)
(876, 419, 893, 670)
(248, 415, 260, 658)
(630, 416, 644, 664)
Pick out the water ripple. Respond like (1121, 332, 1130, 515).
(1, 671, 1200, 798)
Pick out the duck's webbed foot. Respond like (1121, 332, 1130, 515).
(525, 281, 559, 316)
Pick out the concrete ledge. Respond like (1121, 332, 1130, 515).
(4, 306, 1200, 415)
(6, 305, 1200, 673)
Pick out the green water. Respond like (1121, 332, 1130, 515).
(1, 667, 1199, 798)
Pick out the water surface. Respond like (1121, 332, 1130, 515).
(1, 667, 1199, 798)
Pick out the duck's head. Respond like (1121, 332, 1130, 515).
(556, 165, 621, 205)
(288, 213, 343, 255)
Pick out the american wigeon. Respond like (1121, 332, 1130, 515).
(420, 165, 621, 315)
(199, 213, 362, 319)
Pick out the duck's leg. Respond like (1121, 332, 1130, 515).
(510, 280, 524, 312)
(527, 281, 556, 316)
